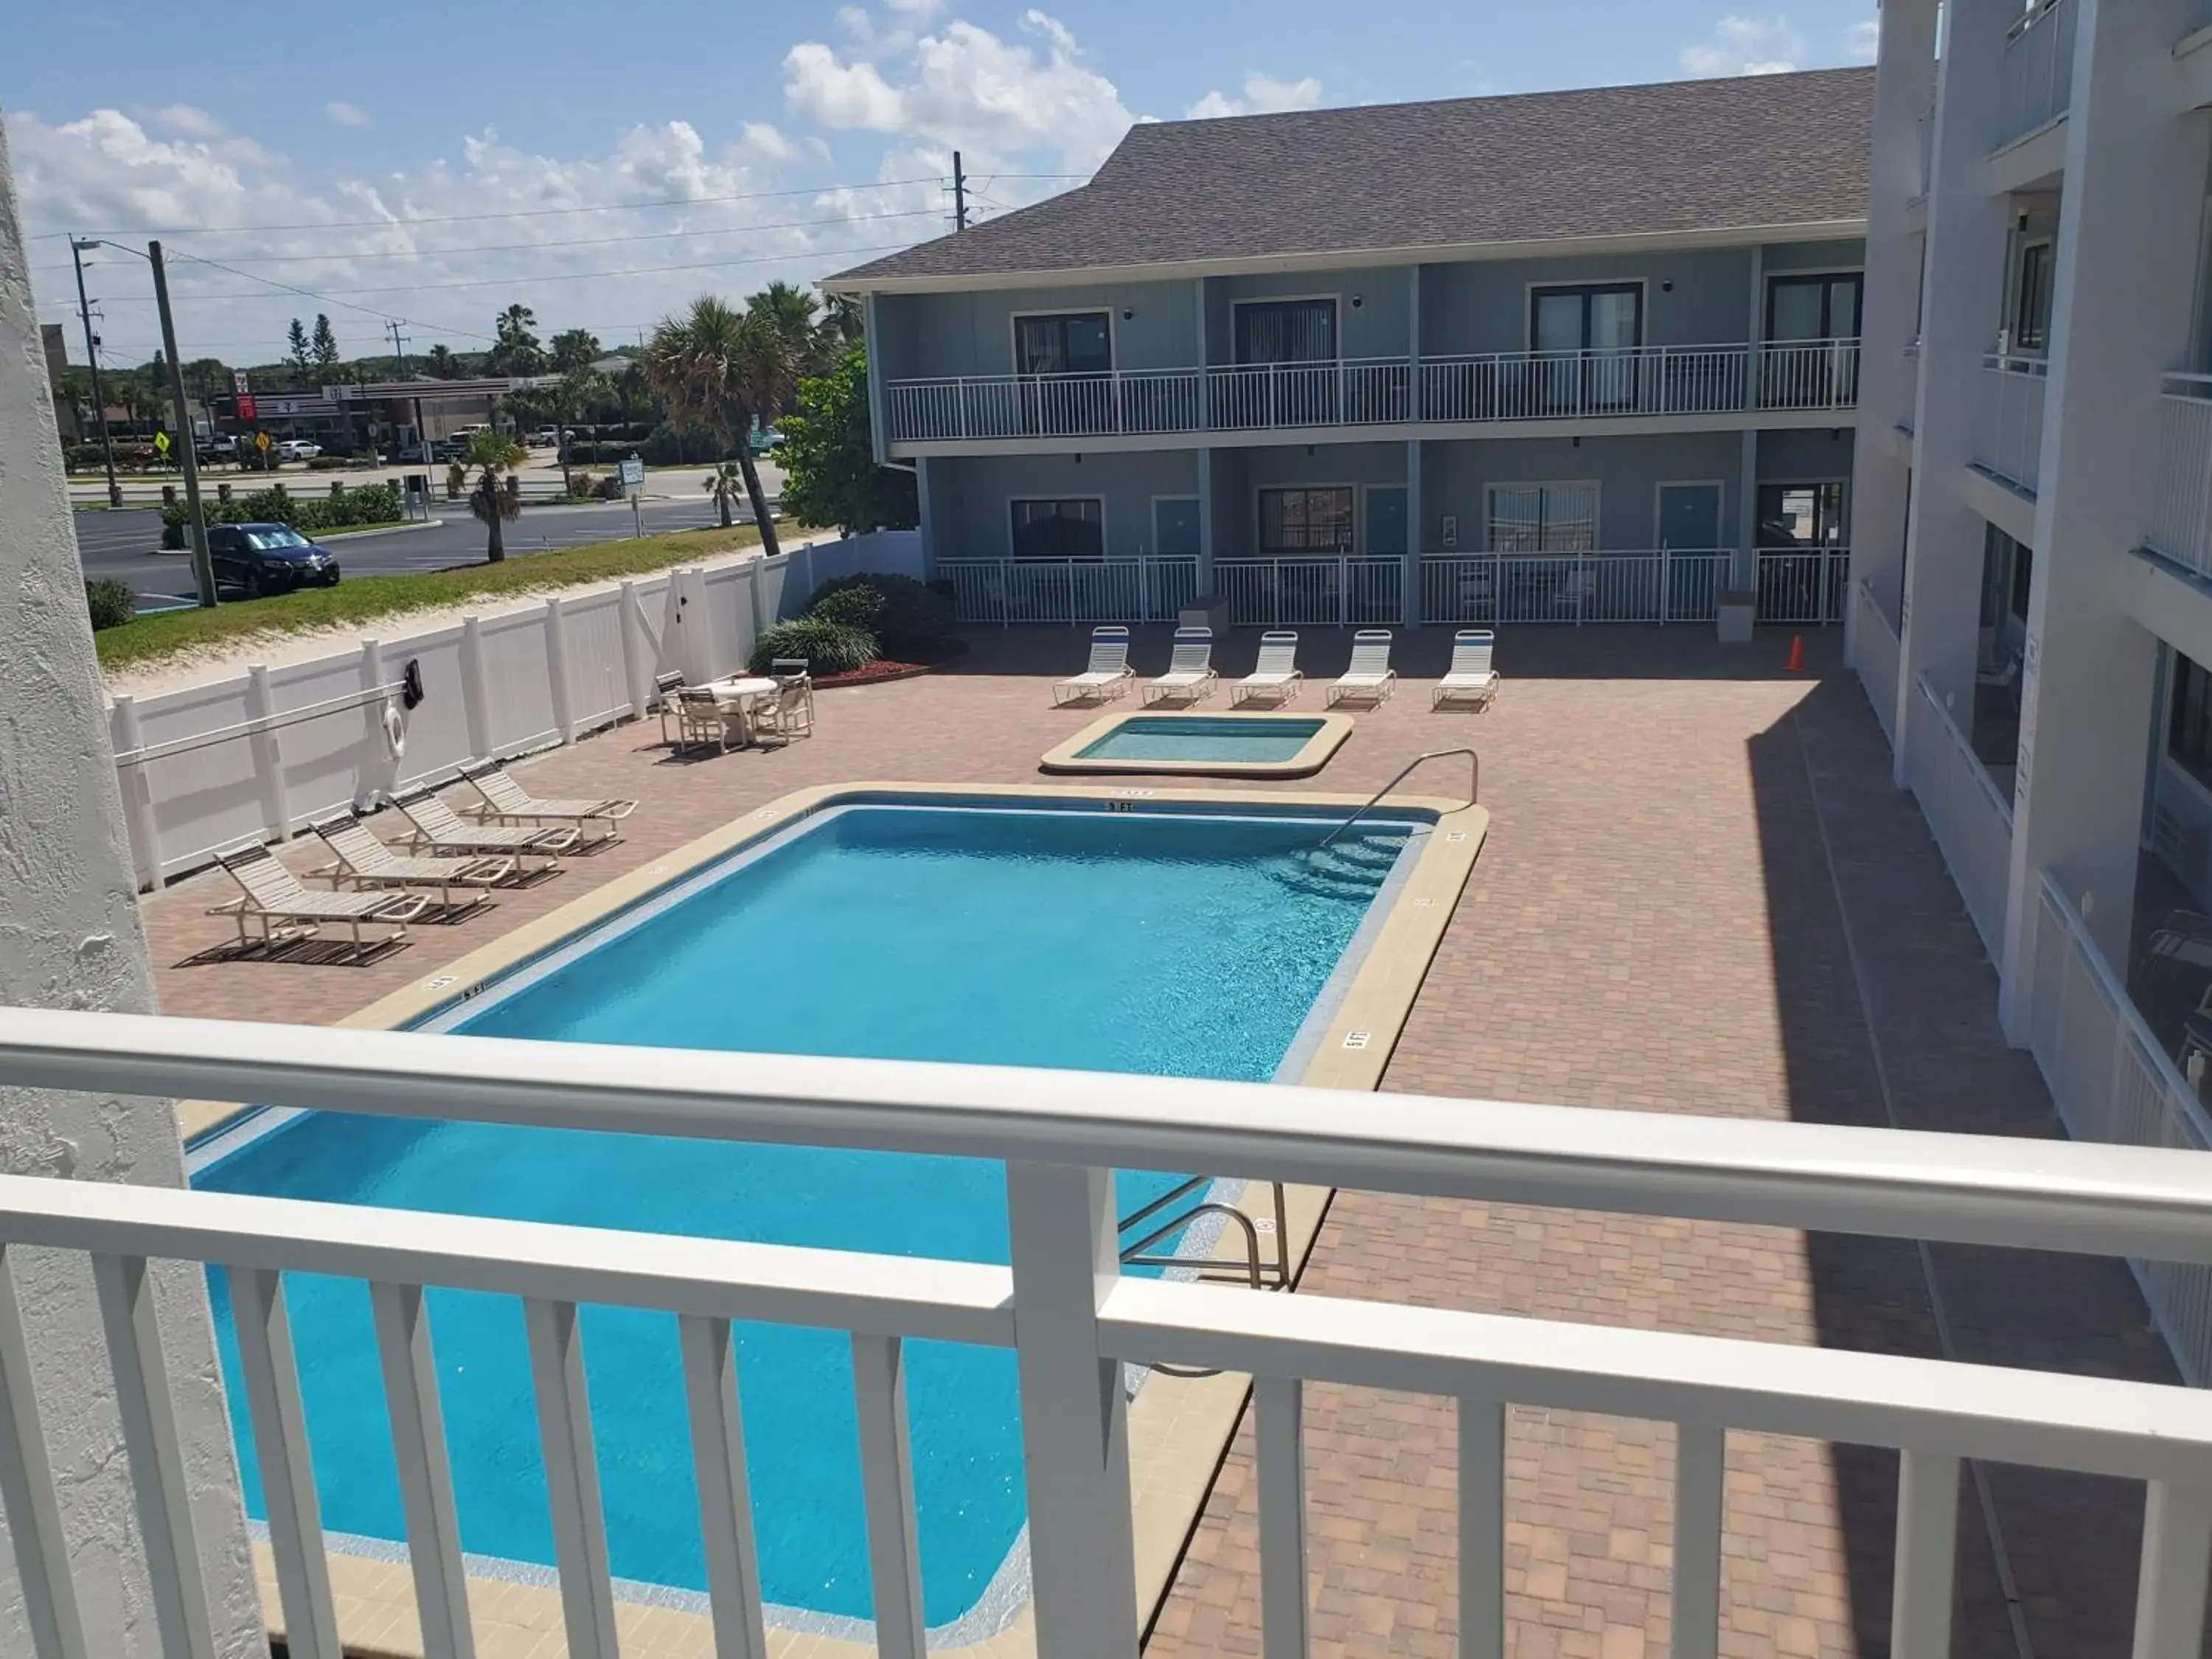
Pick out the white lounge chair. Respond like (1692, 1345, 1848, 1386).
(390, 785, 577, 868)
(1053, 626, 1137, 706)
(1328, 630, 1398, 706)
(459, 758, 636, 844)
(1231, 630, 1304, 706)
(209, 841, 427, 959)
(308, 811, 513, 912)
(1142, 627, 1219, 706)
(1433, 628, 1499, 709)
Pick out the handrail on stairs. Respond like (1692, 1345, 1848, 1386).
(1318, 748, 1480, 847)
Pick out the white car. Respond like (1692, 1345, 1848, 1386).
(274, 439, 321, 462)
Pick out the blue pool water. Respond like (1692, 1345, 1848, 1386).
(1077, 715, 1325, 764)
(195, 801, 1415, 1629)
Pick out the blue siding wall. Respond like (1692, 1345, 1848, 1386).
(1211, 442, 1411, 557)
(1763, 238, 1868, 272)
(877, 281, 1200, 380)
(928, 451, 1200, 560)
(1423, 432, 1747, 551)
(1756, 426, 1857, 484)
(1204, 270, 1413, 364)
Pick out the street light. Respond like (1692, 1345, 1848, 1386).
(67, 238, 122, 509)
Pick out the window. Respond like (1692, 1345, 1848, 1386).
(1767, 274, 1863, 341)
(1010, 498, 1104, 559)
(1530, 284, 1642, 353)
(1756, 482, 1848, 549)
(1234, 300, 1337, 364)
(1486, 483, 1598, 552)
(1014, 313, 1111, 376)
(2173, 653, 2212, 794)
(2011, 241, 2053, 354)
(1258, 487, 1354, 554)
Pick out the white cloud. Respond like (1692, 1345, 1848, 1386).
(324, 101, 372, 128)
(885, 0, 943, 14)
(1184, 72, 1325, 120)
(784, 8, 1134, 172)
(1843, 17, 1879, 60)
(1680, 15, 1805, 76)
(145, 103, 224, 139)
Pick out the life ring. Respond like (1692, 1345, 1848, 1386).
(381, 699, 406, 760)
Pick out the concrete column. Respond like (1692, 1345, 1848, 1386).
(1997, 0, 2212, 1034)
(914, 456, 937, 580)
(1735, 430, 1759, 589)
(1405, 439, 1425, 627)
(1408, 265, 1424, 422)
(0, 119, 260, 1658)
(1848, 0, 1941, 685)
(863, 293, 888, 464)
(1894, 0, 2019, 785)
(1197, 448, 1217, 594)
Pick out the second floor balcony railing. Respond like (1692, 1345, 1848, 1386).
(1977, 352, 2049, 495)
(2149, 372, 2212, 579)
(883, 339, 1861, 445)
(1995, 0, 2078, 151)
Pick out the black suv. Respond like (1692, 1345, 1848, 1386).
(205, 523, 342, 597)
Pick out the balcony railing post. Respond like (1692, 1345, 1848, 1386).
(1005, 1161, 1139, 1659)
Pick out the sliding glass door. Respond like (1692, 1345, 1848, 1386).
(1014, 310, 1113, 436)
(1224, 299, 1340, 427)
(1763, 274, 1861, 408)
(1530, 284, 1642, 414)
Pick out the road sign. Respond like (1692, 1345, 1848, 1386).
(254, 431, 272, 453)
(152, 431, 170, 456)
(232, 371, 250, 394)
(617, 455, 646, 490)
(236, 394, 257, 421)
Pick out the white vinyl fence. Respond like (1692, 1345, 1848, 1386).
(109, 531, 923, 888)
(2028, 874, 2212, 1385)
(1902, 672, 2015, 963)
(1851, 577, 1904, 747)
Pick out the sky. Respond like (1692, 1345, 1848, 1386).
(4, 0, 1880, 372)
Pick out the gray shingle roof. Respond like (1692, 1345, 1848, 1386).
(831, 67, 1872, 288)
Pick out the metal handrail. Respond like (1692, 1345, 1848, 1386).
(1319, 747, 1480, 848)
(1118, 1176, 1290, 1290)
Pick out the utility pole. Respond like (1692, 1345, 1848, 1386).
(69, 237, 122, 508)
(386, 318, 409, 378)
(147, 240, 217, 607)
(953, 150, 969, 232)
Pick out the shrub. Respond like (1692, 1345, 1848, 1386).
(591, 473, 627, 501)
(805, 582, 885, 632)
(746, 616, 877, 678)
(158, 481, 402, 543)
(445, 462, 467, 500)
(803, 571, 953, 658)
(85, 579, 135, 631)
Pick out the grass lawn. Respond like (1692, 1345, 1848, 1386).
(95, 521, 776, 672)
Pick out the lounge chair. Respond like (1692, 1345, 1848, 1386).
(458, 758, 636, 843)
(1053, 626, 1136, 706)
(1328, 630, 1398, 706)
(209, 841, 427, 959)
(308, 811, 513, 911)
(752, 658, 815, 745)
(1231, 630, 1304, 707)
(389, 785, 577, 868)
(1141, 627, 1218, 706)
(1433, 628, 1499, 709)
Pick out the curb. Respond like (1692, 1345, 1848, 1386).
(319, 518, 447, 542)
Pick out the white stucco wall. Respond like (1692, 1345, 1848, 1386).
(0, 114, 262, 1655)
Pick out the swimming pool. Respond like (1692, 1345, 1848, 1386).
(192, 797, 1425, 1636)
(1040, 712, 1352, 778)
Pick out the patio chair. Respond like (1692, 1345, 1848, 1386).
(389, 784, 577, 869)
(307, 811, 514, 911)
(1328, 630, 1398, 706)
(208, 841, 428, 959)
(1052, 626, 1136, 706)
(652, 670, 689, 746)
(752, 658, 815, 745)
(1231, 631, 1304, 706)
(1552, 566, 1599, 619)
(1433, 629, 1499, 709)
(457, 758, 636, 844)
(1141, 627, 1219, 706)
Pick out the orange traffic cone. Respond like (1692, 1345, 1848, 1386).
(1786, 634, 1805, 672)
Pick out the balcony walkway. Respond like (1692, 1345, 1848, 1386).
(135, 627, 2177, 1658)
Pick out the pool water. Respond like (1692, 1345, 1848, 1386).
(1077, 715, 1326, 764)
(195, 802, 1416, 1630)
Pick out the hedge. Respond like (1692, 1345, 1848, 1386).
(746, 617, 877, 677)
(802, 572, 955, 658)
(85, 579, 135, 631)
(160, 481, 403, 546)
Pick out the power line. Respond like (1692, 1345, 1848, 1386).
(27, 175, 948, 240)
(170, 250, 502, 343)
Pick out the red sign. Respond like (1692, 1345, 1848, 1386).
(235, 394, 257, 421)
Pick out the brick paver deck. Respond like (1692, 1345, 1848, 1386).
(139, 627, 2183, 1658)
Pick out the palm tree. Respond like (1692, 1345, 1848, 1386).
(490, 304, 545, 376)
(821, 293, 864, 352)
(464, 430, 527, 561)
(703, 460, 744, 528)
(749, 281, 825, 392)
(425, 344, 459, 380)
(554, 368, 613, 496)
(643, 296, 793, 557)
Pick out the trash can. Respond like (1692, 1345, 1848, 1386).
(1179, 595, 1231, 633)
(1717, 588, 1756, 644)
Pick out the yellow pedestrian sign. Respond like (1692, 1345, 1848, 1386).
(152, 431, 170, 456)
(255, 431, 272, 452)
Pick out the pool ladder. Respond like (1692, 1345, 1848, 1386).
(1119, 1177, 1290, 1290)
(1318, 747, 1481, 848)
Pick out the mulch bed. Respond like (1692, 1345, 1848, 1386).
(813, 639, 968, 690)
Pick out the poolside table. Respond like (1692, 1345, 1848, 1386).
(703, 676, 779, 747)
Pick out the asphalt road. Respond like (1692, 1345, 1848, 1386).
(75, 498, 761, 610)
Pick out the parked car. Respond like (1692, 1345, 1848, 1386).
(748, 426, 782, 456)
(197, 434, 238, 464)
(274, 439, 321, 462)
(529, 427, 561, 448)
(205, 523, 341, 597)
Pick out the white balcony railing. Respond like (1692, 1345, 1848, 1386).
(2149, 373, 2212, 578)
(1995, 0, 2078, 151)
(1215, 557, 1404, 627)
(1905, 671, 2015, 961)
(883, 341, 1861, 444)
(1977, 354, 2049, 495)
(936, 556, 1200, 625)
(8, 1009, 2212, 1659)
(1853, 577, 1905, 747)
